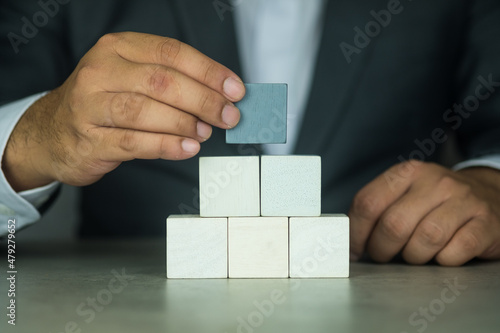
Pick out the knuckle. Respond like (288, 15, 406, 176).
(352, 191, 380, 218)
(146, 66, 179, 99)
(173, 114, 186, 133)
(418, 221, 446, 247)
(158, 135, 180, 159)
(124, 94, 147, 123)
(118, 130, 137, 153)
(475, 201, 492, 217)
(201, 60, 218, 84)
(407, 159, 425, 172)
(66, 93, 82, 115)
(74, 64, 96, 89)
(157, 136, 168, 158)
(463, 184, 473, 197)
(458, 182, 473, 196)
(437, 175, 473, 197)
(96, 33, 122, 48)
(171, 114, 197, 136)
(87, 127, 104, 147)
(108, 95, 123, 126)
(157, 38, 182, 66)
(458, 231, 481, 253)
(66, 90, 88, 118)
(389, 159, 425, 181)
(437, 176, 459, 192)
(407, 160, 425, 175)
(197, 91, 217, 113)
(147, 66, 168, 95)
(423, 161, 439, 170)
(379, 213, 411, 242)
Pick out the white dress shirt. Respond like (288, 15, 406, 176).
(0, 93, 59, 235)
(234, 0, 327, 155)
(1, 0, 500, 236)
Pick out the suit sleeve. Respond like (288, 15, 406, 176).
(0, 0, 73, 105)
(452, 0, 500, 159)
(0, 0, 73, 235)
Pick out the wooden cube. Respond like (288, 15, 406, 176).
(166, 215, 227, 278)
(289, 215, 349, 278)
(228, 217, 288, 278)
(226, 83, 287, 144)
(199, 156, 260, 217)
(261, 155, 321, 216)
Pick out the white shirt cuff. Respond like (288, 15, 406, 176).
(19, 181, 60, 208)
(453, 154, 500, 171)
(0, 92, 60, 237)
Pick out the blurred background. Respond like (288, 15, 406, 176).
(18, 184, 79, 240)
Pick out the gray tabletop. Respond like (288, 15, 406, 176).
(1, 240, 499, 333)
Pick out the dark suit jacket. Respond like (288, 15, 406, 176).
(1, 0, 500, 237)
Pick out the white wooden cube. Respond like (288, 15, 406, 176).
(200, 156, 260, 217)
(166, 215, 227, 278)
(289, 214, 349, 278)
(261, 155, 321, 216)
(228, 217, 288, 278)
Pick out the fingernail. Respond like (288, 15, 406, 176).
(222, 104, 240, 128)
(181, 139, 200, 154)
(223, 77, 245, 100)
(197, 121, 212, 141)
(350, 252, 360, 262)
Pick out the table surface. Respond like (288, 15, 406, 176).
(1, 240, 499, 333)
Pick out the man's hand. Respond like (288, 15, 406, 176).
(2, 32, 245, 191)
(349, 160, 500, 266)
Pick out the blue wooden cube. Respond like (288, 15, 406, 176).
(226, 83, 287, 144)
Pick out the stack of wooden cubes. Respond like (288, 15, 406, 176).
(166, 84, 349, 279)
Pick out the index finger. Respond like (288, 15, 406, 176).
(98, 32, 246, 102)
(349, 160, 421, 260)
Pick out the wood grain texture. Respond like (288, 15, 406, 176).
(166, 215, 227, 279)
(261, 155, 321, 216)
(228, 217, 288, 278)
(200, 156, 260, 217)
(289, 214, 349, 278)
(226, 83, 287, 144)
